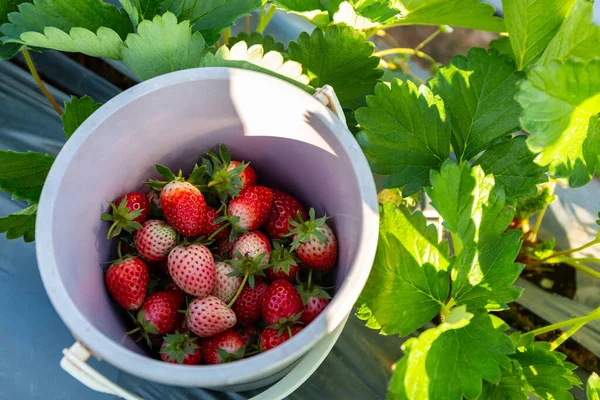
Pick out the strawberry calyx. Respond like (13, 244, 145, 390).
(159, 330, 200, 364)
(226, 251, 270, 307)
(126, 310, 159, 347)
(202, 144, 249, 202)
(295, 282, 332, 305)
(146, 164, 206, 192)
(286, 208, 330, 251)
(214, 204, 248, 241)
(216, 346, 246, 363)
(270, 241, 299, 275)
(101, 194, 144, 239)
(104, 240, 138, 267)
(266, 312, 303, 338)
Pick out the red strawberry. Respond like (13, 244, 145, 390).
(105, 257, 149, 310)
(187, 296, 236, 337)
(132, 291, 185, 345)
(215, 237, 236, 258)
(265, 241, 300, 282)
(211, 261, 242, 304)
(232, 231, 271, 263)
(264, 190, 306, 239)
(168, 244, 216, 297)
(289, 208, 337, 271)
(101, 192, 150, 238)
(236, 324, 258, 346)
(227, 186, 273, 231)
(202, 329, 246, 364)
(233, 280, 268, 324)
(199, 206, 230, 240)
(134, 220, 177, 262)
(260, 326, 303, 351)
(301, 295, 329, 324)
(261, 280, 303, 325)
(228, 161, 256, 189)
(203, 145, 255, 201)
(160, 331, 202, 365)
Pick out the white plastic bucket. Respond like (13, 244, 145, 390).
(36, 68, 379, 392)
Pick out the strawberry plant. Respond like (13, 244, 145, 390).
(0, 0, 600, 398)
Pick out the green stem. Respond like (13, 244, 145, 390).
(22, 49, 63, 116)
(374, 47, 438, 73)
(126, 327, 140, 335)
(257, 5, 276, 33)
(221, 27, 231, 44)
(414, 27, 441, 52)
(307, 268, 314, 291)
(548, 239, 600, 258)
(117, 240, 123, 259)
(207, 222, 230, 241)
(245, 15, 251, 32)
(440, 297, 456, 320)
(550, 321, 586, 351)
(227, 272, 249, 308)
(558, 259, 600, 280)
(529, 307, 600, 336)
(529, 181, 555, 243)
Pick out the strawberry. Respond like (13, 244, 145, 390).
(215, 237, 236, 258)
(202, 329, 246, 364)
(265, 241, 300, 282)
(130, 291, 184, 345)
(134, 220, 177, 262)
(232, 231, 271, 263)
(232, 280, 268, 324)
(211, 261, 242, 304)
(101, 192, 150, 239)
(198, 206, 230, 240)
(147, 164, 208, 237)
(296, 283, 331, 324)
(146, 190, 164, 219)
(160, 331, 202, 365)
(261, 280, 303, 325)
(263, 190, 306, 240)
(105, 257, 149, 310)
(187, 296, 237, 337)
(202, 144, 255, 201)
(288, 208, 337, 271)
(228, 161, 256, 189)
(260, 326, 303, 351)
(227, 186, 273, 232)
(168, 244, 216, 297)
(236, 324, 258, 346)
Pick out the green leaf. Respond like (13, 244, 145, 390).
(384, 0, 505, 33)
(357, 203, 450, 336)
(488, 36, 515, 61)
(538, 0, 600, 65)
(227, 32, 284, 54)
(509, 333, 581, 400)
(427, 162, 524, 311)
(0, 150, 54, 203)
(287, 25, 382, 110)
(0, 0, 30, 59)
(123, 12, 207, 81)
(390, 307, 514, 400)
(332, 0, 399, 30)
(515, 186, 556, 221)
(480, 363, 528, 400)
(62, 96, 102, 139)
(271, 0, 329, 28)
(0, 204, 37, 242)
(199, 42, 313, 93)
(356, 79, 450, 196)
(429, 48, 524, 162)
(588, 373, 600, 400)
(0, 0, 133, 59)
(517, 59, 600, 187)
(502, 0, 576, 70)
(475, 135, 548, 201)
(165, 0, 261, 45)
(0, 41, 19, 59)
(119, 0, 164, 26)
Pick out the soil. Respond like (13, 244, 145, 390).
(521, 262, 577, 299)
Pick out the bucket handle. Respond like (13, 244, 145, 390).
(58, 86, 346, 400)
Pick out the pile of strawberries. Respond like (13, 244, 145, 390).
(101, 145, 337, 365)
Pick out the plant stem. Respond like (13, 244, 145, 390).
(414, 27, 441, 52)
(558, 260, 600, 280)
(207, 222, 230, 241)
(529, 181, 556, 243)
(549, 238, 600, 258)
(22, 49, 63, 116)
(307, 268, 313, 291)
(550, 321, 586, 351)
(257, 5, 276, 33)
(227, 272, 249, 308)
(440, 297, 456, 320)
(221, 27, 231, 44)
(117, 240, 123, 259)
(529, 307, 600, 336)
(245, 15, 251, 32)
(374, 47, 438, 73)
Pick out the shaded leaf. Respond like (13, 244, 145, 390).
(227, 32, 284, 54)
(0, 204, 37, 242)
(62, 95, 102, 139)
(0, 150, 54, 203)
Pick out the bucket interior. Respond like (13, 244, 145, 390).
(45, 71, 366, 355)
